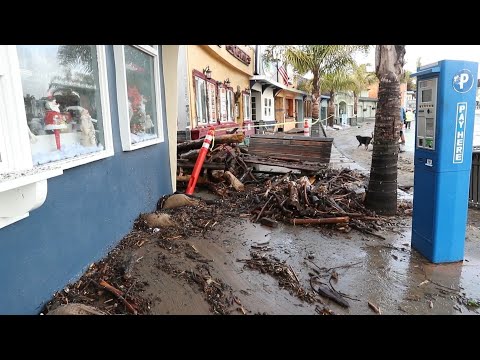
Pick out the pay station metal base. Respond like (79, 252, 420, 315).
(412, 231, 464, 264)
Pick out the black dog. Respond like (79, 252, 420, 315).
(356, 134, 373, 150)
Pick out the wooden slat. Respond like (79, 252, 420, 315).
(249, 135, 333, 165)
(250, 134, 334, 142)
(243, 156, 327, 172)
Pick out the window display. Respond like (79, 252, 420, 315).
(243, 94, 251, 120)
(195, 76, 208, 124)
(114, 45, 163, 151)
(219, 87, 227, 123)
(17, 45, 106, 166)
(124, 46, 158, 144)
(207, 82, 217, 123)
(226, 89, 234, 122)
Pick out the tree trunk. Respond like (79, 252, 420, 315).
(312, 71, 320, 121)
(353, 92, 358, 116)
(365, 45, 406, 215)
(327, 91, 336, 127)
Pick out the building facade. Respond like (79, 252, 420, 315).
(250, 46, 324, 133)
(0, 45, 180, 314)
(177, 45, 255, 140)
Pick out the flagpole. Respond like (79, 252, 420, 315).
(276, 60, 279, 82)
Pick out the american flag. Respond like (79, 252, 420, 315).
(278, 65, 289, 85)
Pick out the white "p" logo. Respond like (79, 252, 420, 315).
(459, 73, 469, 89)
(453, 69, 474, 93)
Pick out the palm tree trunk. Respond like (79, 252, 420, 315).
(353, 92, 358, 116)
(365, 45, 405, 215)
(312, 72, 320, 120)
(327, 91, 335, 127)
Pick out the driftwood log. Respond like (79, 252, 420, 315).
(179, 149, 200, 160)
(290, 217, 350, 225)
(177, 134, 245, 152)
(223, 171, 244, 191)
(176, 175, 209, 184)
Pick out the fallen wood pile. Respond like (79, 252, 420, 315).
(177, 132, 330, 193)
(176, 133, 410, 237)
(177, 133, 257, 194)
(247, 168, 395, 238)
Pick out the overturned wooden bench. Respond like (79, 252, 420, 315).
(244, 134, 334, 173)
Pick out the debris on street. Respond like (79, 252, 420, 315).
(238, 251, 319, 304)
(368, 301, 382, 314)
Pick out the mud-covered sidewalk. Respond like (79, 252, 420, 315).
(43, 127, 480, 315)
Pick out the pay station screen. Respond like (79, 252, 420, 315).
(417, 78, 438, 150)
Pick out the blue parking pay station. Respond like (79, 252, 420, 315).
(411, 60, 478, 263)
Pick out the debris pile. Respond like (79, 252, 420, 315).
(43, 231, 151, 315)
(238, 251, 319, 304)
(177, 133, 256, 195)
(247, 168, 398, 238)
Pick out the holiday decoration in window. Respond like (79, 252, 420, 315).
(17, 45, 106, 166)
(124, 46, 158, 144)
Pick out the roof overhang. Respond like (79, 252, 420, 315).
(250, 75, 310, 96)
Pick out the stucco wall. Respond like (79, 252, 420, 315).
(187, 45, 254, 128)
(0, 45, 175, 314)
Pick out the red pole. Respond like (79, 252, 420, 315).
(185, 127, 215, 195)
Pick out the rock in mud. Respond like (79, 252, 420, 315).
(162, 194, 201, 209)
(142, 213, 175, 228)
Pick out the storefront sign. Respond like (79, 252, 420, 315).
(226, 45, 251, 65)
(453, 102, 467, 164)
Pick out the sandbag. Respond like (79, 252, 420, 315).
(142, 212, 175, 228)
(162, 194, 200, 209)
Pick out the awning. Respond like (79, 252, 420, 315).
(250, 75, 329, 100)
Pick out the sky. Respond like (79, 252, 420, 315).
(355, 45, 480, 73)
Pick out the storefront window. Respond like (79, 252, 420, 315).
(226, 89, 234, 122)
(17, 45, 108, 166)
(251, 97, 256, 121)
(195, 76, 207, 124)
(114, 45, 163, 151)
(207, 82, 217, 124)
(243, 94, 251, 121)
(124, 46, 158, 144)
(264, 98, 272, 117)
(219, 86, 227, 123)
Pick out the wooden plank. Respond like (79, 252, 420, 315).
(243, 157, 327, 172)
(250, 134, 334, 142)
(249, 143, 332, 155)
(251, 154, 331, 163)
(249, 142, 332, 164)
(177, 160, 226, 170)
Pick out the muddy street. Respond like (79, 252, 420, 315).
(43, 124, 480, 315)
(326, 121, 415, 189)
(44, 191, 480, 315)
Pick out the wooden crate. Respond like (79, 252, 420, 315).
(248, 134, 333, 164)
